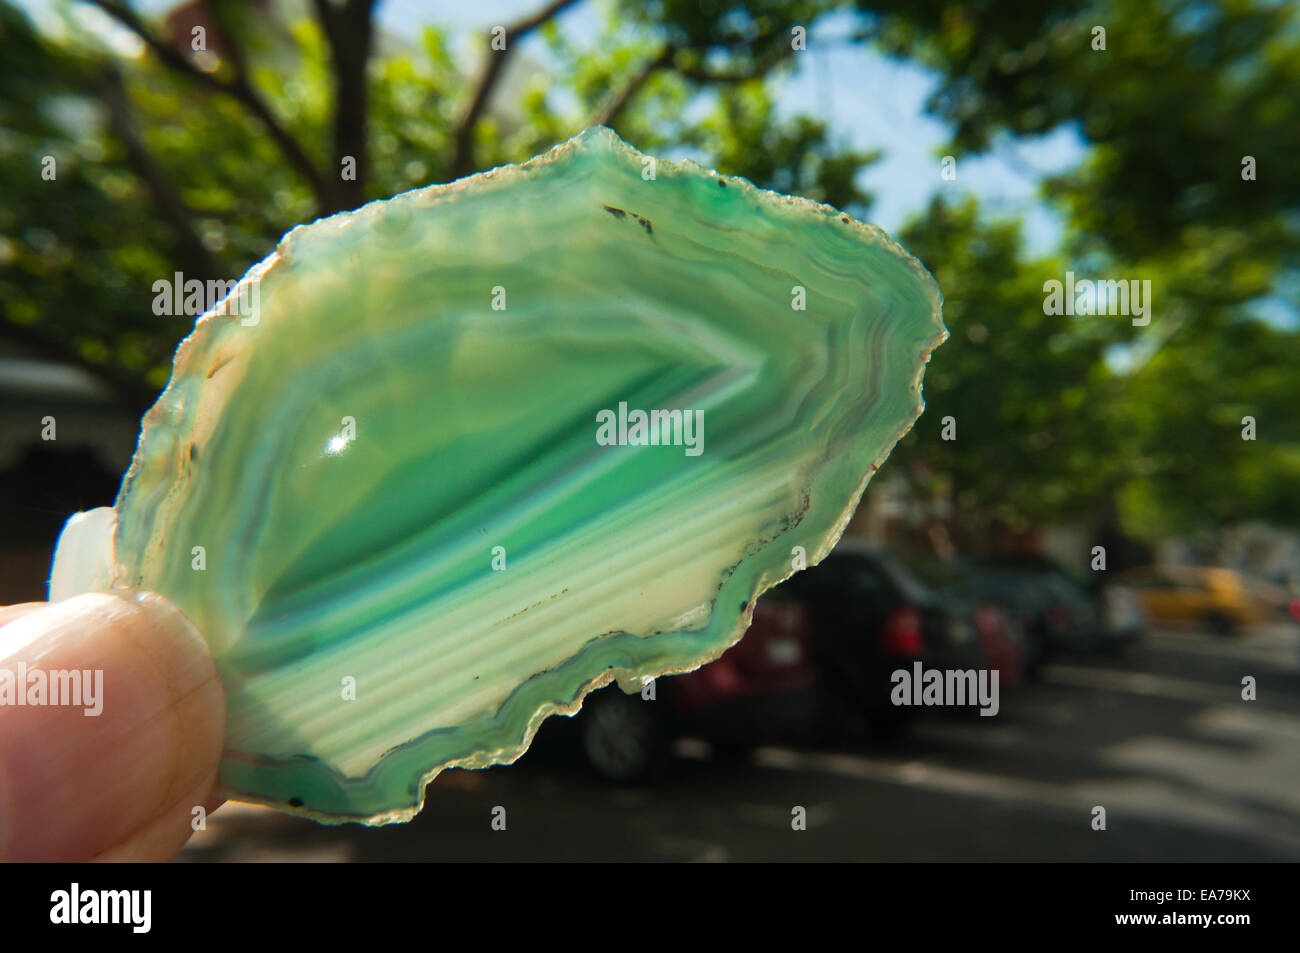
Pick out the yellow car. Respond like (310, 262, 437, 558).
(1119, 567, 1274, 635)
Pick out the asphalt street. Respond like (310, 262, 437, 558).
(179, 623, 1300, 862)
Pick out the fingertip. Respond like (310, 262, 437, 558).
(0, 591, 225, 861)
(0, 602, 43, 629)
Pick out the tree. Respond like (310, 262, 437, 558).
(3, 0, 1296, 539)
(875, 0, 1300, 538)
(2, 0, 868, 408)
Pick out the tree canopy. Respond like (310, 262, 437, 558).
(3, 0, 1296, 542)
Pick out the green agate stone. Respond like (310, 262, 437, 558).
(49, 127, 945, 823)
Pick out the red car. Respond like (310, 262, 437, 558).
(571, 593, 821, 782)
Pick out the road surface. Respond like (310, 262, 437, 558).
(179, 623, 1300, 861)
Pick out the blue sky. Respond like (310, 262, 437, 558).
(26, 0, 1087, 252)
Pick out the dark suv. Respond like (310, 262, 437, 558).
(783, 543, 988, 738)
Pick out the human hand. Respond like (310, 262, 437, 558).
(0, 592, 225, 861)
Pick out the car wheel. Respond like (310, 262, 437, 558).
(579, 688, 667, 783)
(1205, 612, 1237, 638)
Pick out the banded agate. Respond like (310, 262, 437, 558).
(50, 127, 946, 823)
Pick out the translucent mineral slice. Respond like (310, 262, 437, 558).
(50, 127, 945, 823)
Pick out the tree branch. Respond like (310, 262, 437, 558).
(589, 29, 796, 130)
(590, 43, 676, 128)
(446, 0, 583, 180)
(311, 0, 378, 212)
(675, 48, 793, 84)
(88, 0, 334, 211)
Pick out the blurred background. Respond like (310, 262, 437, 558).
(2, 0, 1298, 860)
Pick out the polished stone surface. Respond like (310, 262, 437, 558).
(51, 127, 945, 822)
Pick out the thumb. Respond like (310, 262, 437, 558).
(0, 591, 225, 861)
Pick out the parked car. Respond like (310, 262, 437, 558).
(891, 551, 1027, 688)
(956, 564, 1057, 677)
(568, 586, 821, 782)
(1118, 566, 1274, 635)
(784, 543, 996, 735)
(974, 554, 1141, 659)
(564, 543, 1042, 781)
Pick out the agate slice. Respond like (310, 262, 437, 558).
(50, 126, 945, 823)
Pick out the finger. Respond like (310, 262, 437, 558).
(0, 591, 225, 861)
(0, 603, 43, 628)
(92, 789, 227, 863)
